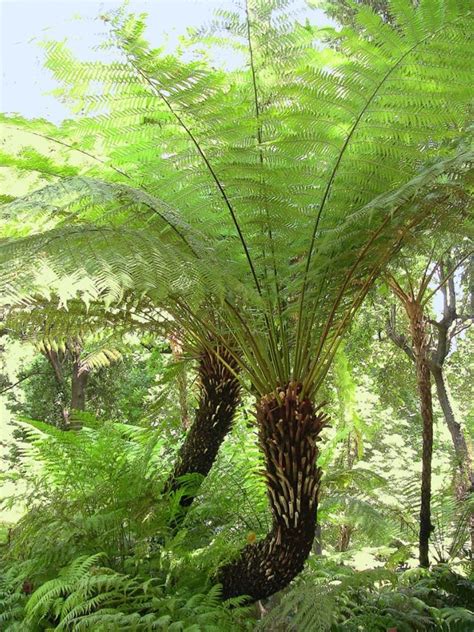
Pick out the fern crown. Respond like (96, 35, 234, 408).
(1, 0, 472, 396)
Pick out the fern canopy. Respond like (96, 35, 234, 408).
(0, 0, 472, 396)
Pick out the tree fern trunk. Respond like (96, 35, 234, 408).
(409, 305, 434, 568)
(338, 524, 353, 552)
(43, 348, 70, 426)
(165, 347, 240, 508)
(218, 383, 328, 602)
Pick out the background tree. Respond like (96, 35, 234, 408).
(385, 246, 473, 565)
(387, 250, 473, 501)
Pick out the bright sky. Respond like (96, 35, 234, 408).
(1, 0, 333, 123)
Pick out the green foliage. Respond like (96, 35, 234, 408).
(317, 0, 393, 28)
(21, 556, 249, 631)
(259, 560, 474, 631)
(1, 0, 472, 398)
(5, 344, 168, 427)
(0, 418, 255, 630)
(1, 558, 251, 631)
(0, 0, 473, 626)
(2, 421, 167, 576)
(1, 338, 472, 630)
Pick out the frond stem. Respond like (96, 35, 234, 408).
(122, 54, 263, 298)
(294, 20, 455, 377)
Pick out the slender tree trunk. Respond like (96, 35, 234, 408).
(337, 433, 358, 553)
(409, 305, 434, 568)
(338, 524, 353, 552)
(44, 348, 69, 426)
(218, 382, 329, 602)
(432, 366, 474, 557)
(313, 522, 323, 555)
(431, 367, 473, 496)
(69, 358, 89, 429)
(71, 360, 88, 412)
(165, 347, 240, 508)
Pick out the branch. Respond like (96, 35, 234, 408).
(44, 348, 65, 386)
(2, 125, 133, 182)
(423, 250, 473, 306)
(0, 371, 49, 395)
(450, 317, 473, 340)
(428, 256, 473, 366)
(386, 307, 415, 363)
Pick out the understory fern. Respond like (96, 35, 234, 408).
(0, 418, 255, 629)
(22, 556, 251, 631)
(259, 561, 474, 631)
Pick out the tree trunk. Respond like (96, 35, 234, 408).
(409, 305, 434, 568)
(165, 347, 240, 508)
(71, 360, 88, 412)
(338, 524, 353, 552)
(431, 367, 473, 497)
(44, 348, 70, 426)
(218, 382, 328, 602)
(68, 354, 89, 430)
(432, 366, 474, 557)
(313, 522, 323, 555)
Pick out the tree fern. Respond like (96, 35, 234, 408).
(1, 0, 472, 600)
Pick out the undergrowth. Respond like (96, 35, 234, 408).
(1, 419, 473, 630)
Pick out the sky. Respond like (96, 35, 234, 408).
(0, 0, 333, 123)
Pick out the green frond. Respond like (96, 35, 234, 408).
(1, 0, 472, 395)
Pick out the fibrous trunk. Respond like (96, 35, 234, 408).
(218, 382, 328, 602)
(410, 305, 434, 568)
(44, 348, 70, 427)
(71, 360, 88, 412)
(338, 524, 353, 552)
(66, 345, 89, 430)
(165, 347, 240, 508)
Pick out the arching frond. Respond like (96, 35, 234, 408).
(0, 0, 472, 396)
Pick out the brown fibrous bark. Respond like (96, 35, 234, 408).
(218, 382, 328, 602)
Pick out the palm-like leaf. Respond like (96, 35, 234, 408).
(1, 0, 472, 395)
(0, 0, 472, 601)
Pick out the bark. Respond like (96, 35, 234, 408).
(338, 524, 353, 552)
(432, 367, 473, 496)
(337, 433, 358, 552)
(432, 366, 474, 557)
(44, 348, 69, 426)
(218, 382, 329, 602)
(165, 347, 240, 508)
(387, 260, 473, 564)
(43, 345, 89, 429)
(409, 303, 434, 568)
(313, 522, 323, 555)
(69, 356, 89, 429)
